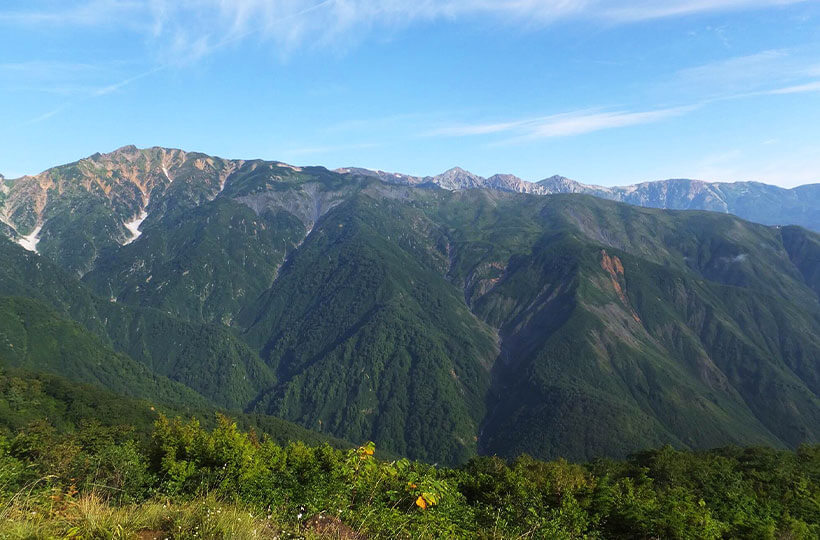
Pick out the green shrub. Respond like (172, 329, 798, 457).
(1, 416, 817, 538)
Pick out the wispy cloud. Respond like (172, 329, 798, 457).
(430, 119, 527, 137)
(673, 49, 793, 91)
(24, 103, 71, 125)
(146, 0, 811, 61)
(91, 66, 164, 96)
(3, 1, 809, 62)
(0, 61, 108, 95)
(0, 0, 145, 27)
(602, 0, 807, 22)
(687, 49, 817, 83)
(427, 44, 820, 144)
(528, 106, 696, 138)
(766, 80, 820, 95)
(18, 66, 164, 126)
(0, 59, 167, 102)
(0, 61, 99, 75)
(5, 1, 814, 127)
(429, 105, 696, 141)
(661, 48, 820, 101)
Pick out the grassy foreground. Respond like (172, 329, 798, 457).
(1, 495, 299, 539)
(1, 415, 818, 539)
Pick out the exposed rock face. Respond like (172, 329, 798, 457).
(0, 146, 242, 274)
(234, 181, 349, 230)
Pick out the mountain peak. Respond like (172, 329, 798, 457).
(429, 167, 485, 190)
(443, 166, 473, 175)
(436, 166, 482, 181)
(487, 173, 522, 181)
(111, 144, 140, 155)
(485, 173, 539, 194)
(533, 175, 589, 194)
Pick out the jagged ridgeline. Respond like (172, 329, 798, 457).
(0, 145, 818, 464)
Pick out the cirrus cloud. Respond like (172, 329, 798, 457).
(146, 0, 809, 61)
(2, 1, 810, 62)
(428, 105, 697, 141)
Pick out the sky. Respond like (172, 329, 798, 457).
(1, 1, 819, 187)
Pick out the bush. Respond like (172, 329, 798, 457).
(0, 416, 817, 538)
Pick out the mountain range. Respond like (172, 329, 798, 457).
(0, 145, 818, 465)
(339, 166, 820, 232)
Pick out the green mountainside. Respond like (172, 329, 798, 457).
(0, 238, 276, 411)
(0, 296, 207, 409)
(0, 146, 818, 465)
(0, 366, 353, 451)
(238, 196, 499, 464)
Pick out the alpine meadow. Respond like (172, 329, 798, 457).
(2, 0, 820, 537)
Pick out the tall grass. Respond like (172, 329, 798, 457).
(0, 492, 294, 539)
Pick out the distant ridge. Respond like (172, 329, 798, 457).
(338, 165, 820, 231)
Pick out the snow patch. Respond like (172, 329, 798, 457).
(162, 166, 172, 182)
(124, 211, 148, 244)
(17, 225, 42, 253)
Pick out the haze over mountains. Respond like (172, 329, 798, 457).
(0, 145, 818, 465)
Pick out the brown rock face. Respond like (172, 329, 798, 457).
(600, 249, 640, 323)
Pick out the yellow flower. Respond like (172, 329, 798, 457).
(415, 496, 428, 510)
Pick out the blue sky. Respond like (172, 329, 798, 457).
(1, 1, 819, 187)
